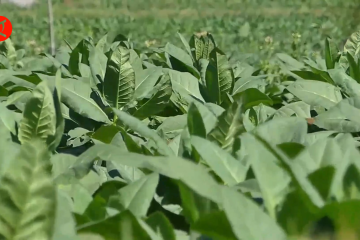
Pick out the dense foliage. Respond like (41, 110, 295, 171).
(1, 27, 360, 239)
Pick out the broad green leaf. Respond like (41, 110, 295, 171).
(241, 133, 291, 219)
(346, 52, 360, 83)
(273, 101, 311, 118)
(253, 134, 325, 208)
(191, 136, 247, 186)
(328, 69, 360, 97)
(254, 117, 308, 145)
(205, 48, 234, 104)
(91, 124, 122, 144)
(60, 78, 110, 123)
(165, 43, 193, 67)
(221, 187, 287, 240)
(168, 69, 204, 102)
(187, 103, 206, 138)
(47, 69, 65, 152)
(189, 32, 216, 62)
(78, 210, 152, 240)
(308, 166, 335, 201)
(113, 108, 174, 156)
(134, 67, 163, 99)
(157, 115, 187, 139)
(108, 173, 159, 217)
(164, 43, 199, 78)
(145, 212, 176, 240)
(191, 210, 237, 240)
(0, 140, 56, 240)
(324, 37, 340, 70)
(103, 44, 135, 109)
(77, 144, 285, 239)
(68, 38, 92, 77)
(277, 53, 305, 70)
(0, 102, 20, 134)
(89, 46, 107, 86)
(191, 101, 218, 134)
(18, 81, 56, 144)
(130, 73, 172, 120)
(207, 99, 246, 151)
(177, 181, 218, 225)
(76, 144, 222, 204)
(314, 97, 360, 132)
(340, 30, 360, 69)
(293, 135, 360, 200)
(286, 80, 342, 109)
(52, 189, 77, 240)
(232, 75, 268, 95)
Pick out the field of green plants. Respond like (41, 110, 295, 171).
(2, 1, 360, 240)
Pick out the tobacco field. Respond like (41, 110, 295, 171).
(2, 0, 360, 239)
(1, 27, 360, 239)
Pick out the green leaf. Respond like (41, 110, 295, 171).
(145, 212, 176, 240)
(191, 210, 237, 240)
(205, 48, 234, 104)
(68, 38, 92, 77)
(221, 187, 287, 240)
(47, 69, 65, 152)
(232, 75, 268, 95)
(134, 67, 163, 99)
(340, 30, 360, 69)
(189, 32, 216, 62)
(103, 44, 135, 109)
(0, 140, 56, 240)
(89, 46, 107, 87)
(52, 189, 78, 240)
(308, 166, 335, 201)
(18, 81, 56, 144)
(328, 68, 360, 97)
(157, 115, 187, 139)
(314, 97, 360, 132)
(168, 69, 204, 102)
(233, 88, 273, 110)
(76, 144, 221, 204)
(253, 134, 325, 208)
(0, 102, 20, 135)
(286, 80, 342, 109)
(253, 117, 308, 145)
(241, 133, 291, 219)
(130, 73, 172, 120)
(207, 99, 246, 151)
(324, 37, 340, 70)
(108, 173, 159, 218)
(277, 53, 305, 70)
(187, 103, 206, 138)
(346, 52, 360, 83)
(191, 136, 247, 186)
(113, 108, 174, 156)
(91, 124, 122, 144)
(78, 210, 152, 240)
(273, 101, 311, 118)
(164, 43, 199, 78)
(77, 144, 285, 239)
(60, 78, 110, 123)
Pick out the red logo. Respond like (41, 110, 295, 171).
(0, 16, 13, 42)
